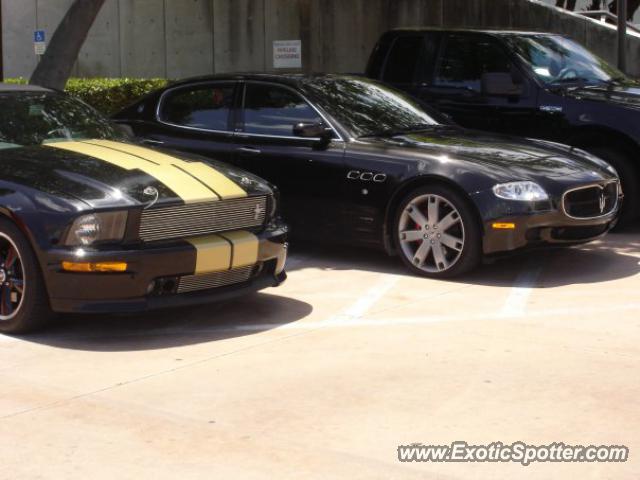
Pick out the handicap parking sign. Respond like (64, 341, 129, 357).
(34, 30, 46, 55)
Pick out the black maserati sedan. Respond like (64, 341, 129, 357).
(114, 74, 622, 278)
(0, 83, 287, 334)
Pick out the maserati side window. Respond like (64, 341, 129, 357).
(243, 83, 321, 137)
(160, 84, 235, 131)
(382, 36, 423, 84)
(434, 35, 512, 92)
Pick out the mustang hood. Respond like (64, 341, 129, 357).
(366, 128, 612, 181)
(0, 139, 269, 209)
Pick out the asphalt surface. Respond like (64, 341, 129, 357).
(1, 230, 640, 479)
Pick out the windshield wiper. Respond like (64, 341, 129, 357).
(359, 123, 440, 138)
(548, 77, 594, 88)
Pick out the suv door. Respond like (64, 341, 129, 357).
(418, 33, 541, 137)
(233, 81, 347, 239)
(379, 34, 434, 99)
(148, 81, 238, 164)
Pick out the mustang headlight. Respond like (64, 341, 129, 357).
(492, 182, 549, 201)
(64, 212, 128, 246)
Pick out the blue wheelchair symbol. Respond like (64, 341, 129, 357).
(34, 31, 46, 43)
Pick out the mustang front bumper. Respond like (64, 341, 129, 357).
(41, 225, 288, 313)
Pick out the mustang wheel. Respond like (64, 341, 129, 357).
(395, 186, 481, 278)
(0, 219, 53, 334)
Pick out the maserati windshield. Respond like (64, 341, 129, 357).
(0, 92, 123, 149)
(302, 77, 445, 138)
(506, 34, 632, 87)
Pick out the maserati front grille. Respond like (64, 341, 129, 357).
(177, 265, 254, 293)
(139, 195, 268, 242)
(562, 181, 619, 219)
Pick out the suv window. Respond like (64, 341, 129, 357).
(434, 34, 512, 92)
(383, 36, 424, 84)
(160, 83, 235, 130)
(243, 83, 321, 137)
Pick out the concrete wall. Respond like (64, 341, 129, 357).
(3, 0, 640, 79)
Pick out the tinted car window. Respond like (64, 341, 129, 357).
(160, 84, 235, 130)
(435, 35, 512, 91)
(301, 77, 445, 138)
(0, 92, 124, 148)
(383, 36, 424, 84)
(243, 83, 321, 137)
(505, 34, 631, 87)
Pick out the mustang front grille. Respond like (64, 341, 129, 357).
(562, 182, 618, 219)
(177, 265, 254, 293)
(139, 195, 268, 242)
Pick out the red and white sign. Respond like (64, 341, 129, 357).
(273, 40, 302, 69)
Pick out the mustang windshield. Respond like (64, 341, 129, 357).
(506, 34, 633, 87)
(0, 92, 124, 149)
(302, 77, 446, 138)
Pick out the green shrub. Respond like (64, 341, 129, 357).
(4, 77, 169, 115)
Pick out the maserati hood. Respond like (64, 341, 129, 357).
(363, 127, 614, 181)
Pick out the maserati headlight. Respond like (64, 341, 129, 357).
(64, 211, 128, 246)
(492, 182, 549, 201)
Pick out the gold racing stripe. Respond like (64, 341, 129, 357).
(45, 141, 219, 203)
(187, 235, 233, 274)
(85, 139, 247, 200)
(219, 231, 259, 268)
(187, 231, 259, 273)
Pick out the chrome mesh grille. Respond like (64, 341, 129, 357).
(562, 182, 618, 219)
(139, 195, 268, 242)
(177, 265, 254, 293)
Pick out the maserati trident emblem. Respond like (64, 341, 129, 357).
(599, 193, 606, 214)
(253, 204, 266, 220)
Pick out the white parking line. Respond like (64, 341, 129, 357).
(333, 275, 399, 321)
(232, 274, 399, 332)
(233, 301, 640, 331)
(499, 263, 543, 318)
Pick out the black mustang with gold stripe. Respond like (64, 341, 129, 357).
(0, 84, 287, 333)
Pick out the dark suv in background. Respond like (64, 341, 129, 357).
(367, 29, 640, 224)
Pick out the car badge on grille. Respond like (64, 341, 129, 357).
(599, 192, 606, 213)
(253, 204, 266, 220)
(143, 186, 159, 209)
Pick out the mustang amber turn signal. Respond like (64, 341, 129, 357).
(61, 261, 128, 273)
(492, 222, 516, 230)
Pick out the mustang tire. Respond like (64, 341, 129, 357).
(0, 218, 53, 334)
(395, 185, 481, 278)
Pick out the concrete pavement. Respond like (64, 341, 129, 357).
(1, 231, 639, 479)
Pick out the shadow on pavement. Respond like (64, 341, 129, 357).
(19, 293, 312, 352)
(286, 230, 640, 288)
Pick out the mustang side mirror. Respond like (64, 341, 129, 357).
(481, 72, 524, 97)
(293, 122, 333, 140)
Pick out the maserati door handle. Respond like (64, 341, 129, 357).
(237, 147, 262, 155)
